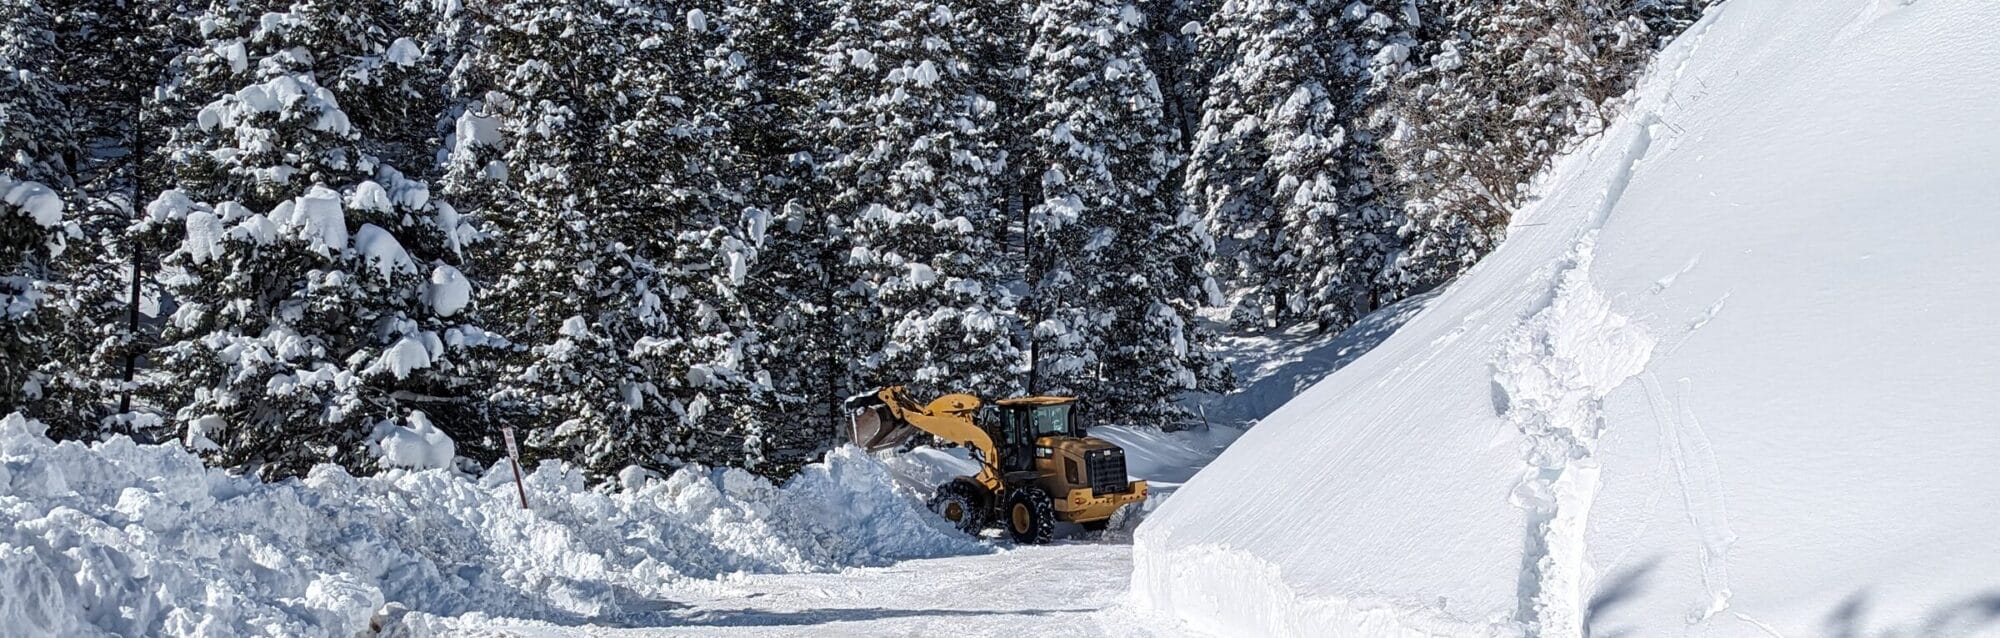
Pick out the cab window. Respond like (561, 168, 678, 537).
(1031, 405, 1073, 437)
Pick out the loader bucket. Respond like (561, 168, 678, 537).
(850, 404, 922, 452)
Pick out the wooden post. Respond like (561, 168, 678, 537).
(502, 426, 527, 510)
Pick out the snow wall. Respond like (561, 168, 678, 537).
(0, 414, 982, 637)
(1133, 1, 2000, 636)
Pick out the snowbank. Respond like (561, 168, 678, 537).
(1135, 1, 2000, 636)
(0, 414, 983, 637)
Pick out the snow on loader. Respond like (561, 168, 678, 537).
(845, 386, 1147, 544)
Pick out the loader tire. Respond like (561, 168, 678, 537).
(929, 480, 987, 535)
(1004, 487, 1056, 545)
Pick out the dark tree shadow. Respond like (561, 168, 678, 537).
(1584, 556, 1662, 638)
(1574, 562, 1999, 638)
(1824, 588, 2000, 638)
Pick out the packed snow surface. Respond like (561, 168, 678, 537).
(450, 425, 1246, 637)
(1135, 2, 2000, 637)
(0, 415, 982, 637)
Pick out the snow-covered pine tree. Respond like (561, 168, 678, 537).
(654, 0, 819, 470)
(1635, 0, 1718, 39)
(0, 0, 73, 416)
(1379, 0, 1643, 295)
(28, 0, 183, 441)
(147, 0, 487, 477)
(1184, 0, 1334, 329)
(679, 0, 856, 472)
(1305, 0, 1416, 327)
(800, 0, 1024, 404)
(453, 0, 776, 475)
(1136, 0, 1214, 150)
(1023, 0, 1226, 426)
(1182, 0, 1412, 332)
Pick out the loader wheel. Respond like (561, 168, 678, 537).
(928, 480, 987, 535)
(1004, 487, 1056, 545)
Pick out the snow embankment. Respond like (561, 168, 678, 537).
(0, 414, 982, 637)
(1134, 2, 2000, 637)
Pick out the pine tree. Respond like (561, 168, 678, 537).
(452, 0, 785, 475)
(0, 0, 72, 416)
(689, 0, 862, 471)
(1380, 0, 1656, 295)
(1024, 0, 1225, 426)
(1181, 0, 1412, 332)
(1184, 0, 1333, 328)
(800, 0, 1024, 403)
(146, 0, 486, 477)
(30, 0, 197, 442)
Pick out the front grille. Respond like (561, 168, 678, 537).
(1086, 448, 1129, 496)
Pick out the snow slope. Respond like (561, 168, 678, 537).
(1134, 2, 2000, 637)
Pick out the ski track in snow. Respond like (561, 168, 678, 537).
(1638, 374, 1739, 629)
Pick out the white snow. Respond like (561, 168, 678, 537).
(904, 262, 937, 287)
(348, 180, 395, 212)
(0, 413, 987, 637)
(353, 223, 416, 280)
(1134, 2, 2000, 637)
(444, 421, 1249, 637)
(196, 75, 353, 137)
(286, 186, 349, 255)
(369, 334, 435, 380)
(385, 37, 423, 67)
(181, 209, 227, 264)
(426, 265, 472, 317)
(2, 177, 63, 227)
(374, 411, 456, 469)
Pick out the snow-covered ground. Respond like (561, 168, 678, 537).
(1134, 1, 2000, 636)
(422, 544, 1180, 638)
(0, 412, 987, 636)
(0, 409, 1253, 636)
(435, 423, 1246, 637)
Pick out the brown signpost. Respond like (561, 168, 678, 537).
(502, 427, 527, 510)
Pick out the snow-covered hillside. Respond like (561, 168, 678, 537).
(1133, 1, 2000, 636)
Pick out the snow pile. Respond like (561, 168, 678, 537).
(1135, 2, 2000, 637)
(426, 265, 472, 317)
(353, 223, 417, 280)
(0, 415, 984, 637)
(372, 411, 455, 469)
(274, 186, 350, 255)
(1, 176, 63, 227)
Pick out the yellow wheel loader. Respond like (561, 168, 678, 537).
(844, 386, 1148, 544)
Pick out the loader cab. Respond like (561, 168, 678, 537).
(988, 396, 1082, 472)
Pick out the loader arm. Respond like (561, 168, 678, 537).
(845, 386, 1004, 494)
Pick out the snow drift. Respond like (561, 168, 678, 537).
(0, 414, 982, 637)
(1134, 2, 2000, 637)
